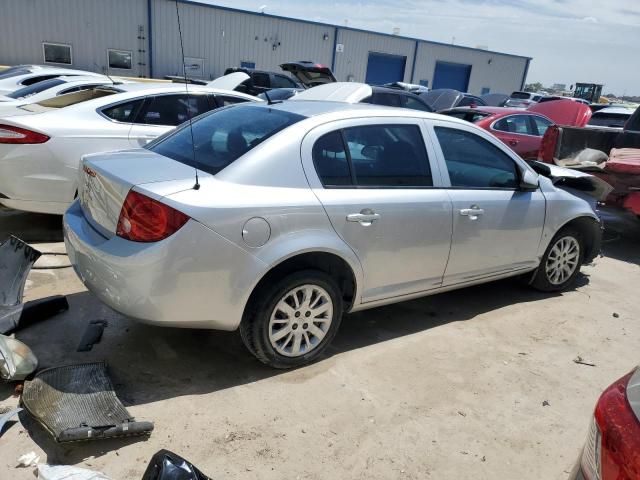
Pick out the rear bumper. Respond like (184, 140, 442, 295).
(567, 457, 586, 480)
(63, 200, 266, 330)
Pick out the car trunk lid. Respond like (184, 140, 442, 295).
(79, 149, 204, 238)
(279, 62, 336, 87)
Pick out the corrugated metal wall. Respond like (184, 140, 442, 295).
(151, 0, 335, 80)
(0, 0, 149, 77)
(413, 42, 529, 95)
(333, 29, 416, 83)
(0, 0, 530, 93)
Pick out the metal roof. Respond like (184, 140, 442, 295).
(177, 0, 533, 61)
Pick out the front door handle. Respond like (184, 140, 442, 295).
(346, 209, 380, 226)
(459, 205, 484, 220)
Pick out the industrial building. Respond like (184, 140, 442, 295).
(0, 0, 532, 95)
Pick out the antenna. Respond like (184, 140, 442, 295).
(263, 89, 274, 105)
(94, 62, 117, 85)
(174, 0, 200, 190)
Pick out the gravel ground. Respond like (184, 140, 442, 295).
(0, 207, 638, 479)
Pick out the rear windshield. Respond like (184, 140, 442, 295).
(510, 92, 530, 99)
(0, 67, 31, 79)
(6, 78, 66, 99)
(147, 105, 305, 175)
(441, 110, 492, 123)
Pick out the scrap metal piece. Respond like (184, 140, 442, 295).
(21, 362, 153, 443)
(0, 335, 37, 381)
(0, 236, 41, 334)
(77, 320, 108, 352)
(142, 450, 212, 480)
(0, 407, 23, 437)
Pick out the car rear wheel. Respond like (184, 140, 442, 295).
(531, 227, 583, 292)
(240, 270, 343, 368)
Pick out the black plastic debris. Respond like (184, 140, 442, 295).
(0, 236, 69, 335)
(77, 320, 108, 352)
(21, 362, 153, 443)
(142, 450, 212, 480)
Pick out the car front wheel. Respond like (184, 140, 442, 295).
(531, 227, 584, 292)
(240, 270, 343, 368)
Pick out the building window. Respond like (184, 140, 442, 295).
(481, 87, 491, 95)
(419, 79, 429, 87)
(108, 49, 133, 70)
(43, 43, 72, 65)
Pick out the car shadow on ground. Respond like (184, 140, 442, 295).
(0, 208, 633, 463)
(0, 207, 63, 243)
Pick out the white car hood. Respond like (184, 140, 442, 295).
(207, 72, 250, 91)
(290, 82, 372, 103)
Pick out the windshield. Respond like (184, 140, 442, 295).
(148, 105, 305, 175)
(6, 78, 66, 99)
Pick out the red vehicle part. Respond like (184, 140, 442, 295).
(528, 99, 592, 127)
(622, 192, 640, 216)
(592, 371, 640, 480)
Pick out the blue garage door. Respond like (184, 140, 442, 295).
(365, 52, 406, 85)
(432, 61, 472, 92)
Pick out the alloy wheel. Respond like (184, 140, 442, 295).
(545, 236, 580, 285)
(268, 284, 334, 357)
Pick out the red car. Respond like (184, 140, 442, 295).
(570, 367, 640, 480)
(439, 107, 554, 159)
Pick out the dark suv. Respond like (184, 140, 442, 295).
(223, 67, 301, 96)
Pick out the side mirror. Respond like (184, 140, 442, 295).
(520, 169, 539, 191)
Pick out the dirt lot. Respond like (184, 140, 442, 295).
(0, 207, 638, 480)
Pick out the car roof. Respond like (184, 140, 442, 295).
(249, 99, 464, 124)
(593, 106, 634, 115)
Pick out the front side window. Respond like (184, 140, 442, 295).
(435, 127, 519, 189)
(101, 99, 145, 123)
(43, 43, 72, 65)
(138, 94, 212, 126)
(148, 105, 305, 175)
(252, 72, 270, 88)
(493, 115, 532, 135)
(108, 49, 133, 70)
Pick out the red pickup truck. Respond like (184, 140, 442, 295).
(538, 106, 640, 216)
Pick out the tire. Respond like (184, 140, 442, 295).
(531, 227, 584, 292)
(240, 270, 343, 369)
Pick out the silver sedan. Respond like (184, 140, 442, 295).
(63, 101, 603, 368)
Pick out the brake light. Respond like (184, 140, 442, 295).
(537, 124, 559, 163)
(592, 371, 640, 480)
(116, 190, 190, 243)
(0, 125, 49, 144)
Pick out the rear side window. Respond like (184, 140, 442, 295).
(271, 75, 297, 88)
(531, 116, 552, 136)
(312, 131, 352, 186)
(215, 95, 250, 107)
(101, 99, 145, 123)
(435, 127, 518, 189)
(402, 95, 432, 112)
(493, 115, 532, 135)
(138, 94, 212, 126)
(148, 105, 305, 175)
(312, 125, 432, 188)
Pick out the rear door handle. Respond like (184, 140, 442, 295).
(459, 206, 484, 220)
(509, 140, 519, 146)
(346, 210, 380, 226)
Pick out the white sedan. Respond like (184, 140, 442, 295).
(0, 75, 119, 111)
(0, 83, 257, 214)
(0, 65, 104, 95)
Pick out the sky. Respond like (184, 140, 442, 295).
(203, 0, 640, 95)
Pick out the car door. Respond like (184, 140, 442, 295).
(491, 114, 540, 159)
(428, 120, 545, 286)
(128, 93, 213, 147)
(301, 118, 453, 303)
